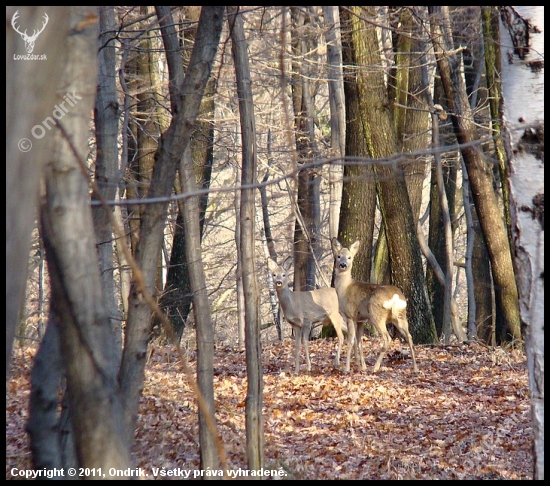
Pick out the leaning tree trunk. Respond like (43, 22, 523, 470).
(229, 6, 265, 472)
(499, 6, 544, 480)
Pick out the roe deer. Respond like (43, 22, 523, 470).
(268, 257, 349, 373)
(331, 238, 418, 373)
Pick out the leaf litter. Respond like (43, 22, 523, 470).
(6, 339, 532, 480)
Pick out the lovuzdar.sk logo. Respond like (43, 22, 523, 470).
(11, 10, 49, 55)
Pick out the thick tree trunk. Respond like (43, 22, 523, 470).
(349, 6, 437, 343)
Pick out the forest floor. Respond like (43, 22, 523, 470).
(7, 338, 533, 480)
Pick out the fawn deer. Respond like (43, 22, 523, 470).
(267, 257, 349, 373)
(331, 238, 418, 373)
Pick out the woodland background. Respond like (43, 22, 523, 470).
(6, 6, 544, 480)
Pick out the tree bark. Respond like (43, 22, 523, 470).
(93, 5, 123, 370)
(322, 6, 345, 240)
(349, 6, 437, 343)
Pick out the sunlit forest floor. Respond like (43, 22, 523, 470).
(7, 338, 532, 480)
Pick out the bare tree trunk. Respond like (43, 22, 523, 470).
(322, 6, 345, 240)
(161, 6, 216, 342)
(93, 6, 123, 370)
(290, 7, 320, 291)
(500, 6, 544, 479)
(6, 6, 70, 376)
(336, 6, 376, 283)
(228, 6, 265, 472)
(27, 317, 64, 472)
(259, 134, 281, 339)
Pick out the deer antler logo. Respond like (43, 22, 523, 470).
(11, 10, 49, 54)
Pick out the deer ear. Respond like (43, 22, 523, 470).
(282, 255, 293, 271)
(331, 237, 342, 254)
(350, 240, 361, 255)
(267, 258, 277, 273)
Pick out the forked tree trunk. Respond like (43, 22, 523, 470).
(118, 9, 224, 468)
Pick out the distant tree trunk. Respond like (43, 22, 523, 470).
(322, 6, 345, 240)
(499, 6, 544, 479)
(118, 7, 224, 458)
(93, 5, 123, 369)
(258, 138, 281, 339)
(228, 6, 265, 472)
(6, 6, 70, 376)
(38, 6, 133, 474)
(290, 7, 320, 291)
(472, 204, 495, 344)
(349, 6, 437, 344)
(482, 6, 513, 249)
(429, 6, 521, 345)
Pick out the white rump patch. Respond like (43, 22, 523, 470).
(383, 293, 407, 311)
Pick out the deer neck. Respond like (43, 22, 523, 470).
(334, 270, 354, 292)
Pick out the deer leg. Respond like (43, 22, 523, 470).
(303, 320, 312, 372)
(373, 324, 392, 373)
(396, 319, 418, 372)
(291, 323, 302, 374)
(344, 316, 355, 373)
(329, 312, 345, 369)
(356, 320, 367, 370)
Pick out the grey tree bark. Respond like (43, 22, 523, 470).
(322, 6, 345, 240)
(228, 6, 265, 472)
(290, 7, 321, 292)
(499, 6, 544, 479)
(93, 5, 123, 370)
(6, 6, 70, 376)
